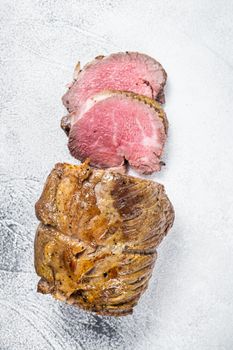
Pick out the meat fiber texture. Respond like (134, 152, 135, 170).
(62, 52, 167, 115)
(63, 91, 168, 174)
(34, 162, 174, 316)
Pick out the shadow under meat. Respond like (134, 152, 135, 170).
(58, 303, 125, 350)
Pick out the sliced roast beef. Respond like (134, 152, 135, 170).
(62, 52, 167, 114)
(67, 91, 168, 174)
(34, 161, 174, 316)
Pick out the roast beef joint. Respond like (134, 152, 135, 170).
(34, 51, 174, 316)
(35, 162, 174, 316)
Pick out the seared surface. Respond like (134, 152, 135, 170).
(35, 162, 174, 316)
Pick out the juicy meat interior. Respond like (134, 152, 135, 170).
(67, 91, 168, 174)
(62, 52, 167, 114)
(34, 161, 174, 316)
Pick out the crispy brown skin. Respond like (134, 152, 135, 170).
(34, 161, 174, 316)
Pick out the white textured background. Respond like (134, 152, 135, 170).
(0, 1, 233, 349)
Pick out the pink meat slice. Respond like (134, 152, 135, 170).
(68, 91, 168, 174)
(62, 52, 167, 115)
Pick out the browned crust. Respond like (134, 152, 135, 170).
(60, 115, 71, 136)
(34, 162, 174, 316)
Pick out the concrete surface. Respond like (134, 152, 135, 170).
(0, 1, 233, 349)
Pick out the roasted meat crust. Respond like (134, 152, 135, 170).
(34, 161, 174, 316)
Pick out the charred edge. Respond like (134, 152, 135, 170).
(110, 181, 147, 228)
(95, 55, 105, 60)
(69, 289, 136, 312)
(61, 115, 71, 135)
(70, 297, 133, 316)
(156, 89, 166, 104)
(37, 278, 54, 294)
(159, 161, 166, 166)
(124, 248, 157, 255)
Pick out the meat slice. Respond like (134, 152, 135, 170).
(34, 161, 174, 316)
(62, 52, 167, 114)
(66, 91, 168, 174)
